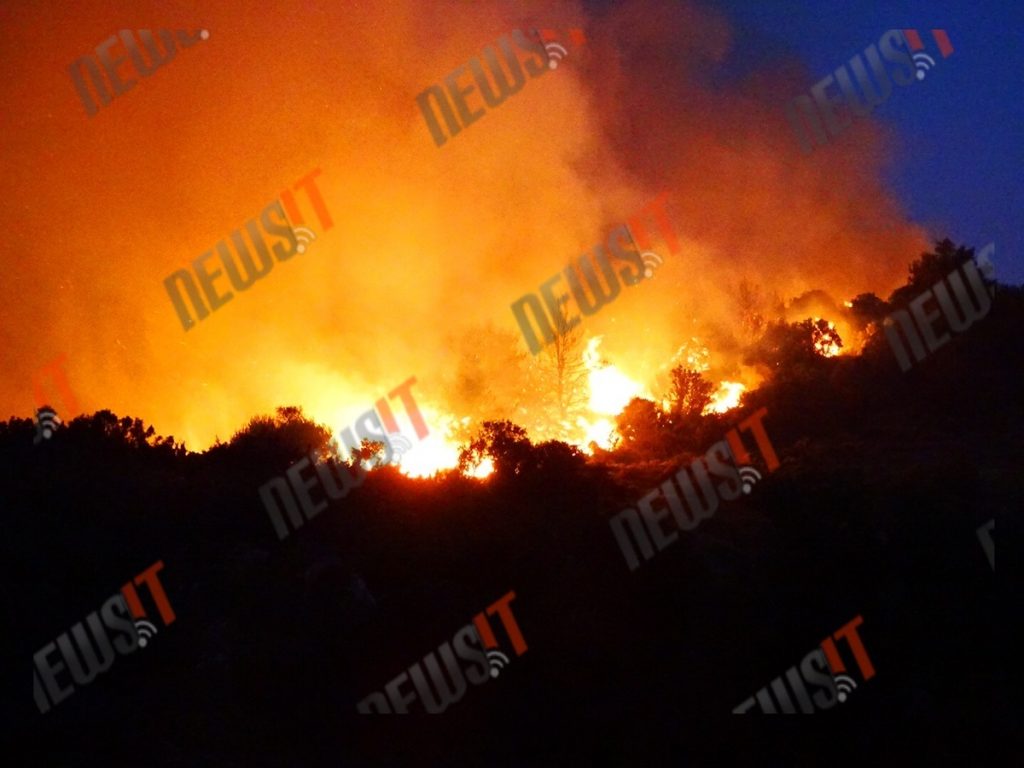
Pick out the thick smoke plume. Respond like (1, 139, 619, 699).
(0, 0, 927, 450)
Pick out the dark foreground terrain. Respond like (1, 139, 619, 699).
(3, 243, 1015, 765)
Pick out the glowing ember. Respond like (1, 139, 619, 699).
(704, 381, 746, 414)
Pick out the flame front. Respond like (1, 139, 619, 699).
(584, 337, 645, 416)
(704, 381, 746, 415)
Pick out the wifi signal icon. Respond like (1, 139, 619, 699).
(486, 649, 510, 678)
(33, 407, 62, 444)
(912, 53, 936, 80)
(737, 466, 761, 494)
(641, 252, 663, 279)
(134, 619, 158, 648)
(544, 42, 568, 69)
(386, 432, 413, 458)
(834, 674, 858, 703)
(292, 227, 317, 254)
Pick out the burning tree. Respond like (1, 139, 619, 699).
(747, 318, 843, 372)
(533, 322, 589, 426)
(457, 420, 533, 479)
(810, 318, 843, 357)
(668, 367, 715, 420)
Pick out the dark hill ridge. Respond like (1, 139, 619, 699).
(3, 245, 1015, 764)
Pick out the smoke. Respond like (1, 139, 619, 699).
(0, 0, 928, 450)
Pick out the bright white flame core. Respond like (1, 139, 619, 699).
(584, 337, 645, 416)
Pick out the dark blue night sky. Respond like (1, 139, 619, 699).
(590, 0, 1023, 284)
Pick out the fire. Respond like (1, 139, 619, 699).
(813, 318, 843, 357)
(704, 381, 746, 414)
(467, 457, 495, 479)
(584, 337, 645, 416)
(392, 409, 495, 479)
(301, 333, 761, 476)
(579, 416, 617, 451)
(392, 430, 459, 478)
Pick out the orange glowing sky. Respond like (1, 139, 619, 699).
(1, 0, 928, 452)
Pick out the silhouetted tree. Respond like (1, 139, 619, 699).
(220, 406, 334, 472)
(668, 367, 714, 419)
(746, 318, 837, 373)
(848, 292, 889, 330)
(890, 238, 974, 307)
(534, 323, 589, 423)
(458, 420, 534, 479)
(615, 397, 665, 456)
